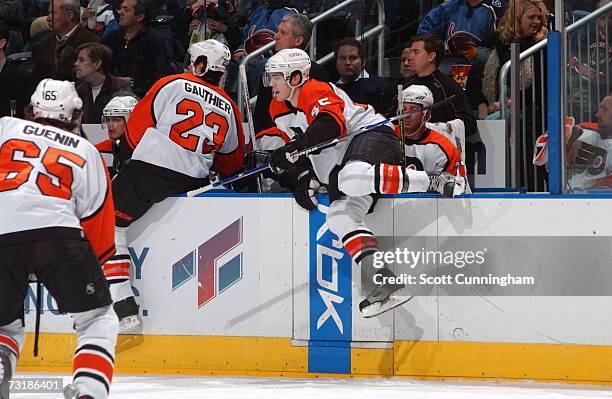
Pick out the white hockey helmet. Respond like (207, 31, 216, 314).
(31, 79, 83, 123)
(402, 85, 434, 107)
(263, 48, 311, 87)
(103, 95, 139, 122)
(188, 39, 231, 76)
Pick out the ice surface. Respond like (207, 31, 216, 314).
(10, 373, 612, 399)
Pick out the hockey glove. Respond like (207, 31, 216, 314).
(268, 141, 300, 174)
(292, 169, 320, 211)
(279, 165, 319, 211)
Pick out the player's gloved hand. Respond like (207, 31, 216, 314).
(245, 150, 270, 169)
(268, 142, 300, 174)
(292, 169, 320, 211)
(278, 166, 319, 211)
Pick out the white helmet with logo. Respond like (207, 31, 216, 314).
(103, 95, 138, 122)
(402, 85, 434, 107)
(31, 79, 83, 123)
(263, 48, 311, 87)
(188, 39, 231, 76)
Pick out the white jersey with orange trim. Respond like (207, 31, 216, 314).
(397, 127, 466, 176)
(0, 116, 115, 265)
(126, 73, 245, 179)
(269, 79, 391, 184)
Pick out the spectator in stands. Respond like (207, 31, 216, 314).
(33, 0, 100, 81)
(225, 0, 298, 99)
(254, 13, 330, 133)
(482, 0, 547, 118)
(402, 34, 477, 138)
(102, 0, 172, 97)
(335, 37, 395, 116)
(81, 0, 115, 36)
(74, 42, 132, 123)
(182, 0, 241, 53)
(418, 0, 505, 62)
(569, 0, 611, 122)
(0, 24, 38, 118)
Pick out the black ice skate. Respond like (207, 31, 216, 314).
(427, 171, 465, 198)
(359, 268, 413, 318)
(114, 296, 142, 332)
(0, 347, 12, 399)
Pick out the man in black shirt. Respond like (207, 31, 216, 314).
(253, 13, 329, 132)
(402, 34, 477, 137)
(335, 37, 395, 117)
(102, 0, 172, 97)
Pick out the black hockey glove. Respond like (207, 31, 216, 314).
(279, 166, 320, 211)
(268, 141, 300, 174)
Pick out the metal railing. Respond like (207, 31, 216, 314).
(237, 0, 386, 113)
(498, 1, 612, 191)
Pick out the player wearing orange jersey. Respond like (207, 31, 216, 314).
(102, 39, 245, 331)
(0, 79, 118, 399)
(263, 49, 465, 317)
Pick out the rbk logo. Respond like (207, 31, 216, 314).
(171, 218, 243, 308)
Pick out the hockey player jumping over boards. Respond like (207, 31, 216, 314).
(264, 49, 466, 317)
(103, 39, 245, 331)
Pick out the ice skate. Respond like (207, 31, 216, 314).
(63, 383, 94, 399)
(114, 296, 142, 332)
(428, 171, 465, 198)
(0, 347, 12, 399)
(359, 268, 413, 318)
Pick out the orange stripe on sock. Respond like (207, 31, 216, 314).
(0, 335, 19, 357)
(74, 352, 114, 384)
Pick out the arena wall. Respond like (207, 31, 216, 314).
(18, 193, 612, 384)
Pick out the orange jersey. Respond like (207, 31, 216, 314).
(269, 79, 390, 183)
(0, 116, 115, 264)
(396, 126, 466, 176)
(126, 73, 245, 178)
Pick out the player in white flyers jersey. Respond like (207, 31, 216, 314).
(0, 79, 118, 399)
(264, 49, 465, 317)
(102, 39, 245, 331)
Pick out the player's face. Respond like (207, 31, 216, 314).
(520, 6, 543, 38)
(74, 49, 99, 80)
(400, 47, 414, 78)
(596, 96, 612, 133)
(336, 45, 364, 79)
(105, 116, 127, 140)
(269, 73, 292, 101)
(274, 21, 303, 52)
(402, 103, 425, 138)
(408, 41, 435, 75)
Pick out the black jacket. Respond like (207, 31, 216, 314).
(0, 61, 38, 118)
(337, 72, 395, 117)
(253, 60, 330, 132)
(103, 26, 173, 98)
(76, 75, 132, 124)
(404, 69, 477, 137)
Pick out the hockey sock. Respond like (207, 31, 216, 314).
(72, 306, 118, 399)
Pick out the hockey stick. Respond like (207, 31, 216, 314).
(186, 95, 456, 196)
(239, 64, 264, 192)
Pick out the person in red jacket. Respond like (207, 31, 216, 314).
(102, 39, 245, 331)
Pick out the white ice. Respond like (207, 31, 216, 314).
(10, 373, 612, 399)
